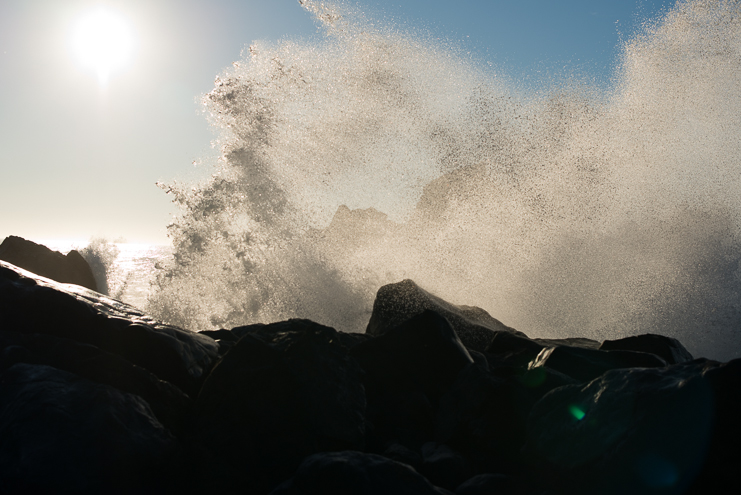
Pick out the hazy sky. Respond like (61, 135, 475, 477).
(0, 0, 671, 244)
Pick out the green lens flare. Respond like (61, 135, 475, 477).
(569, 405, 586, 420)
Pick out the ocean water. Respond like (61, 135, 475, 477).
(39, 239, 172, 311)
(54, 0, 741, 361)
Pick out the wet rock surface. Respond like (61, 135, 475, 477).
(367, 279, 521, 352)
(0, 258, 739, 494)
(0, 260, 219, 397)
(0, 235, 98, 291)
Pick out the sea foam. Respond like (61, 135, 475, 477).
(148, 0, 741, 361)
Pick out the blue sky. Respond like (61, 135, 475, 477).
(0, 0, 671, 244)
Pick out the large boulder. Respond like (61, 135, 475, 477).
(686, 359, 741, 493)
(599, 333, 694, 365)
(435, 363, 535, 469)
(486, 330, 668, 384)
(0, 260, 219, 397)
(527, 345, 668, 383)
(0, 330, 191, 434)
(417, 442, 472, 491)
(0, 236, 98, 291)
(269, 451, 453, 495)
(0, 363, 175, 494)
(366, 279, 521, 352)
(189, 319, 366, 494)
(352, 310, 474, 449)
(525, 359, 729, 494)
(455, 474, 512, 495)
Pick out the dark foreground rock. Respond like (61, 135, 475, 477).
(270, 451, 453, 495)
(0, 235, 98, 291)
(0, 257, 740, 494)
(599, 333, 694, 365)
(0, 330, 191, 434)
(525, 359, 736, 495)
(0, 363, 174, 494)
(367, 279, 522, 352)
(0, 260, 219, 397)
(187, 319, 366, 493)
(352, 310, 474, 453)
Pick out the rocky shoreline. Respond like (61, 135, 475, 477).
(1, 238, 739, 494)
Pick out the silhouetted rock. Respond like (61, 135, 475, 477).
(687, 359, 741, 493)
(352, 310, 473, 448)
(600, 333, 693, 364)
(526, 360, 721, 494)
(0, 263, 736, 495)
(418, 442, 471, 491)
(190, 319, 366, 493)
(455, 473, 512, 495)
(486, 331, 601, 365)
(0, 363, 174, 494)
(486, 330, 547, 368)
(366, 279, 522, 352)
(199, 328, 239, 342)
(0, 236, 98, 291)
(382, 441, 424, 467)
(0, 260, 219, 397)
(0, 330, 190, 434)
(269, 451, 453, 495)
(435, 362, 535, 472)
(528, 345, 667, 383)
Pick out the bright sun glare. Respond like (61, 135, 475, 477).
(72, 8, 134, 85)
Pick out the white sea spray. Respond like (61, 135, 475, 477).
(148, 0, 741, 360)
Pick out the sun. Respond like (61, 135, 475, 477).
(71, 8, 134, 85)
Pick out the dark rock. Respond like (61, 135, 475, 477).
(355, 310, 473, 399)
(352, 310, 473, 448)
(190, 319, 366, 493)
(517, 365, 577, 400)
(0, 363, 174, 494)
(199, 328, 238, 342)
(418, 442, 471, 490)
(0, 253, 735, 495)
(199, 329, 239, 355)
(687, 359, 741, 493)
(334, 329, 374, 349)
(232, 319, 370, 351)
(486, 331, 600, 366)
(269, 451, 452, 495)
(0, 236, 98, 291)
(468, 349, 489, 370)
(455, 473, 511, 495)
(528, 345, 668, 383)
(486, 331, 547, 368)
(600, 333, 693, 365)
(230, 323, 265, 339)
(526, 360, 718, 494)
(435, 363, 535, 468)
(0, 260, 219, 397)
(366, 279, 522, 352)
(533, 337, 600, 349)
(383, 442, 424, 467)
(0, 330, 190, 434)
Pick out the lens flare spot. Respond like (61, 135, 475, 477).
(569, 405, 586, 421)
(636, 453, 679, 488)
